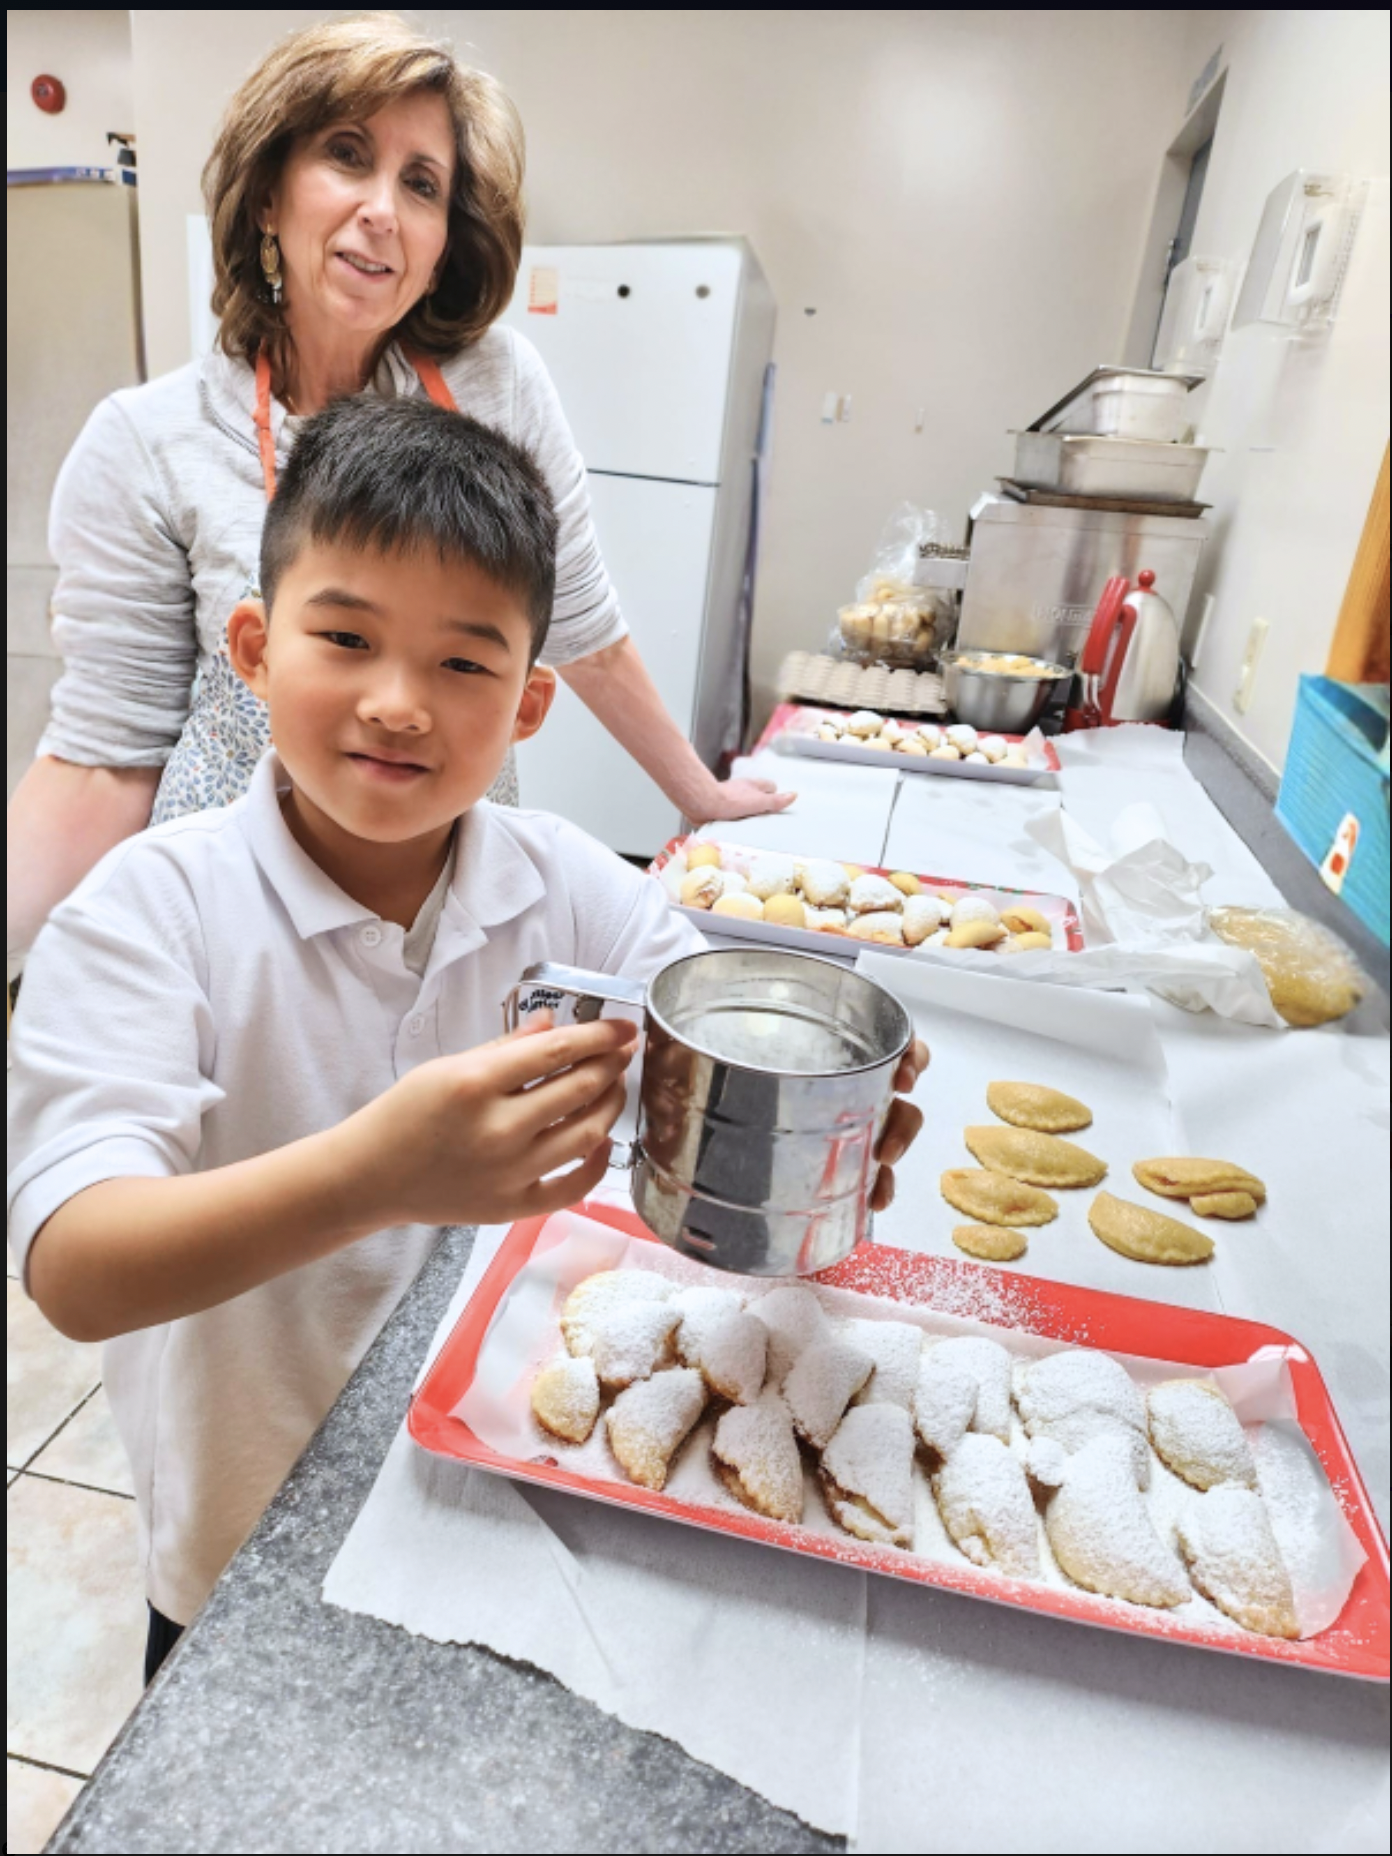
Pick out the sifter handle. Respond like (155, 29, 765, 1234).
(502, 961, 648, 1034)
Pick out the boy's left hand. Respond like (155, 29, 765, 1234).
(870, 1037, 929, 1212)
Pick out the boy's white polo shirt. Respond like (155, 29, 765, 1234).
(7, 751, 703, 1623)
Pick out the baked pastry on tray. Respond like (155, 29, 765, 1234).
(606, 1368, 707, 1491)
(1029, 1434, 1190, 1609)
(1175, 1485, 1298, 1638)
(673, 1286, 767, 1405)
(1014, 1350, 1151, 1488)
(783, 1337, 875, 1451)
(561, 1269, 674, 1358)
(819, 1404, 916, 1549)
(927, 1336, 1014, 1444)
(530, 1353, 601, 1445)
(932, 1433, 1039, 1578)
(1147, 1379, 1257, 1492)
(712, 1390, 804, 1524)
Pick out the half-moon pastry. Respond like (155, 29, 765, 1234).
(1147, 1379, 1257, 1492)
(750, 1285, 831, 1385)
(1132, 1157, 1266, 1204)
(673, 1286, 767, 1405)
(985, 1081, 1092, 1133)
(928, 1335, 1014, 1443)
(782, 1336, 875, 1450)
(1033, 1434, 1190, 1609)
(1175, 1485, 1298, 1638)
(530, 1353, 601, 1445)
(846, 1317, 922, 1411)
(1014, 1349, 1150, 1487)
(561, 1269, 674, 1358)
(711, 1391, 804, 1524)
(606, 1367, 707, 1491)
(1089, 1192, 1214, 1266)
(589, 1299, 682, 1392)
(940, 1168, 1058, 1227)
(964, 1126, 1106, 1188)
(912, 1355, 977, 1461)
(932, 1433, 1039, 1577)
(819, 1404, 916, 1548)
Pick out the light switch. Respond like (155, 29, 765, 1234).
(820, 391, 838, 424)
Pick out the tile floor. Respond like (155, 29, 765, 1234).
(7, 1252, 147, 1854)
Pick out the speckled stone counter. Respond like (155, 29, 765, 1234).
(48, 1226, 840, 1855)
(46, 721, 1386, 1854)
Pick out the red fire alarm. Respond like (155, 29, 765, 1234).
(32, 74, 67, 114)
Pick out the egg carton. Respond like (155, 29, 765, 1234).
(775, 652, 947, 717)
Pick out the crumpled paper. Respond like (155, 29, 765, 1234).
(1016, 801, 1287, 1027)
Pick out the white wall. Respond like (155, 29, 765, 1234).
(1175, 9, 1390, 773)
(128, 8, 1195, 716)
(6, 10, 134, 170)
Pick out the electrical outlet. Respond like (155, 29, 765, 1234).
(1234, 616, 1269, 713)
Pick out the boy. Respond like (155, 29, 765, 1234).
(8, 398, 925, 1677)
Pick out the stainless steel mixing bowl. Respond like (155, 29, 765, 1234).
(941, 651, 1072, 733)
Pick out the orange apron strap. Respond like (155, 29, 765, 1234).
(253, 348, 457, 505)
(253, 350, 279, 500)
(401, 346, 458, 412)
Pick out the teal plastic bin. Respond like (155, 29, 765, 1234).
(1276, 677, 1390, 947)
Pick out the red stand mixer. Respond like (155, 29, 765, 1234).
(1064, 569, 1184, 731)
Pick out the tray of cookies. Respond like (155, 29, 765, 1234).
(648, 837, 1084, 957)
(408, 1202, 1388, 1681)
(755, 702, 1062, 786)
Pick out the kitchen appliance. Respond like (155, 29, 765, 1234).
(1011, 431, 1212, 502)
(1064, 570, 1182, 729)
(498, 240, 776, 858)
(940, 651, 1072, 732)
(957, 497, 1208, 681)
(1031, 365, 1203, 443)
(504, 948, 912, 1277)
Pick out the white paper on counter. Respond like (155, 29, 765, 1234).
(880, 772, 1079, 901)
(694, 748, 899, 865)
(323, 1214, 868, 1838)
(853, 952, 1227, 1310)
(1056, 725, 1287, 910)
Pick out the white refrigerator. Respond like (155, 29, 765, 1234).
(499, 239, 776, 858)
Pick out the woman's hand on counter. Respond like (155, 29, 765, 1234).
(687, 774, 797, 826)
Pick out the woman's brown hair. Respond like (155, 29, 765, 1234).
(204, 13, 524, 367)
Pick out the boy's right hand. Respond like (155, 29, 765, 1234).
(342, 1014, 639, 1230)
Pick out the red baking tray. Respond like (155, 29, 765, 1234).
(647, 836, 1086, 955)
(755, 702, 1064, 783)
(409, 1203, 1390, 1681)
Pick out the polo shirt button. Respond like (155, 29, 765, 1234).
(409, 1015, 425, 1036)
(360, 925, 382, 948)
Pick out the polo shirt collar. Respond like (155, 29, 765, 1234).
(237, 751, 546, 944)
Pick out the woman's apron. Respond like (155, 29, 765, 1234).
(150, 348, 520, 824)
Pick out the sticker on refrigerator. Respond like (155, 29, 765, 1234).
(527, 266, 559, 315)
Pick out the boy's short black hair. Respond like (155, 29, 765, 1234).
(260, 396, 558, 661)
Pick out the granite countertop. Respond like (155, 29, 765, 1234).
(48, 720, 1388, 1854)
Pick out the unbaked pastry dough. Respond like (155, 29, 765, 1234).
(951, 1223, 1028, 1262)
(819, 1403, 916, 1548)
(606, 1367, 707, 1490)
(986, 1082, 1093, 1133)
(711, 1390, 805, 1524)
(933, 1433, 1039, 1577)
(1147, 1379, 1257, 1492)
(1030, 1433, 1190, 1609)
(1132, 1158, 1266, 1204)
(530, 1353, 601, 1445)
(1190, 1190, 1258, 1219)
(1175, 1485, 1299, 1638)
(941, 1168, 1059, 1227)
(964, 1125, 1106, 1188)
(782, 1336, 875, 1449)
(1089, 1192, 1214, 1266)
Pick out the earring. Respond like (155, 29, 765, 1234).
(259, 230, 283, 306)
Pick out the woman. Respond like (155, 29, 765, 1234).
(6, 13, 789, 961)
